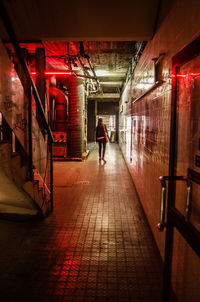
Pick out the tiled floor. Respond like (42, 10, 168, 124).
(0, 143, 163, 301)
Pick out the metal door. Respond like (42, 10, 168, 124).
(158, 36, 200, 302)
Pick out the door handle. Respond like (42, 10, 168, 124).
(157, 176, 191, 231)
(183, 177, 191, 221)
(157, 177, 167, 231)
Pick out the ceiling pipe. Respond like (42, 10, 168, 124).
(87, 56, 101, 90)
(77, 42, 101, 94)
(76, 54, 90, 77)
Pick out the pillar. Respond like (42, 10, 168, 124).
(67, 77, 85, 158)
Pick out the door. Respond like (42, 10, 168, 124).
(161, 37, 200, 302)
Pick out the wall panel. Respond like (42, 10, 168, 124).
(119, 1, 200, 300)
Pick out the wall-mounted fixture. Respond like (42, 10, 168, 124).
(152, 52, 166, 82)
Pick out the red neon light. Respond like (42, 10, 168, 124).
(31, 71, 72, 76)
(171, 72, 200, 78)
(46, 71, 72, 75)
(170, 74, 186, 78)
(190, 73, 200, 79)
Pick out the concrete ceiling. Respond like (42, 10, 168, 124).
(0, 0, 175, 101)
(6, 40, 139, 99)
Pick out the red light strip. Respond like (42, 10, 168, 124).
(46, 71, 72, 75)
(171, 74, 186, 78)
(32, 71, 72, 75)
(171, 72, 200, 78)
(32, 71, 200, 79)
(190, 73, 200, 79)
(31, 72, 93, 79)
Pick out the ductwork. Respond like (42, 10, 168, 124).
(49, 86, 68, 131)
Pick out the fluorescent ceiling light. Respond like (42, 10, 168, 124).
(96, 70, 124, 77)
(96, 70, 110, 76)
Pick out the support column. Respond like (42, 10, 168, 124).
(35, 47, 46, 175)
(35, 47, 46, 137)
(16, 48, 29, 152)
(67, 77, 85, 159)
(35, 47, 46, 108)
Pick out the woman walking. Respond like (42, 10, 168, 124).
(96, 118, 108, 162)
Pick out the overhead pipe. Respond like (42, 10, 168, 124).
(77, 42, 101, 93)
(87, 56, 101, 90)
(49, 86, 68, 131)
(76, 54, 91, 77)
(76, 54, 99, 94)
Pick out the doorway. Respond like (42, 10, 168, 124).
(162, 36, 200, 302)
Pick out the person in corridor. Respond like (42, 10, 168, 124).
(96, 118, 108, 162)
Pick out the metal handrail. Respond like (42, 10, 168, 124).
(158, 176, 191, 232)
(157, 177, 167, 231)
(132, 80, 164, 104)
(0, 1, 54, 212)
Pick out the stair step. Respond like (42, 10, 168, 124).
(0, 204, 40, 221)
(0, 139, 50, 217)
(23, 180, 48, 215)
(0, 166, 41, 220)
(0, 125, 49, 218)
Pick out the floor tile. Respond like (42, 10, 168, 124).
(0, 143, 163, 301)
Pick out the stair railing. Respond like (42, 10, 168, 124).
(0, 1, 54, 212)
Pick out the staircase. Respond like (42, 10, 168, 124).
(0, 139, 50, 220)
(0, 29, 54, 220)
